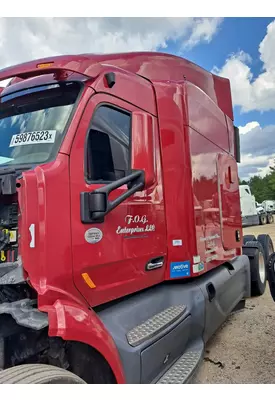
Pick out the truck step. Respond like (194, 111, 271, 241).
(156, 342, 204, 384)
(126, 304, 186, 347)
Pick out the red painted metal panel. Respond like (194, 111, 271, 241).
(186, 82, 230, 153)
(69, 93, 166, 307)
(0, 52, 233, 119)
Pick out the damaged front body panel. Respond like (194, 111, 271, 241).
(0, 163, 94, 375)
(0, 168, 21, 269)
(0, 298, 48, 331)
(0, 168, 50, 370)
(0, 258, 48, 331)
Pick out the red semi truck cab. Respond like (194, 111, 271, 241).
(0, 52, 269, 384)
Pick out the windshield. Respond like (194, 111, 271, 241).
(0, 81, 81, 167)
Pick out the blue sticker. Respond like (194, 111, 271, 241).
(170, 261, 191, 278)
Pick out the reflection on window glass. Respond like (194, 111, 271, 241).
(0, 82, 80, 166)
(87, 106, 131, 181)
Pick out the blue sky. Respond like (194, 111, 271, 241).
(0, 17, 274, 179)
(162, 18, 275, 127)
(189, 18, 274, 127)
(192, 18, 275, 129)
(158, 18, 275, 179)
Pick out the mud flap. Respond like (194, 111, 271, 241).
(232, 299, 246, 313)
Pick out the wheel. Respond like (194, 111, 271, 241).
(243, 234, 257, 245)
(259, 214, 267, 225)
(257, 234, 274, 262)
(267, 253, 275, 301)
(267, 214, 274, 224)
(243, 241, 266, 296)
(0, 364, 86, 384)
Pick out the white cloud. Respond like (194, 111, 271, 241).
(213, 20, 275, 113)
(239, 155, 275, 180)
(239, 121, 260, 135)
(182, 17, 223, 49)
(0, 17, 222, 83)
(238, 152, 274, 180)
(258, 159, 275, 178)
(238, 121, 275, 179)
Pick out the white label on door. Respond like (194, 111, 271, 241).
(193, 255, 200, 263)
(172, 239, 182, 247)
(85, 228, 103, 244)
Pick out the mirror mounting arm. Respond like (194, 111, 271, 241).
(81, 170, 145, 224)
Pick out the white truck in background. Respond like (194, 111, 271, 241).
(261, 200, 275, 214)
(239, 185, 274, 227)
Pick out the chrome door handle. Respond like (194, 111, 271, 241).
(146, 257, 164, 271)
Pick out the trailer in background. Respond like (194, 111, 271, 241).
(261, 200, 275, 214)
(239, 185, 274, 227)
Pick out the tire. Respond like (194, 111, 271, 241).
(267, 253, 275, 302)
(243, 234, 257, 245)
(257, 234, 274, 262)
(0, 364, 86, 384)
(243, 241, 266, 296)
(267, 214, 274, 224)
(259, 214, 267, 225)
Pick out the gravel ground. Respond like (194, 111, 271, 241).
(193, 224, 275, 384)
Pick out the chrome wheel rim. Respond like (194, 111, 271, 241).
(259, 252, 266, 283)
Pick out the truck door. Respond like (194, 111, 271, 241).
(69, 93, 166, 307)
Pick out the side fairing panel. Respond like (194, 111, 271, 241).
(186, 81, 241, 274)
(217, 153, 242, 250)
(154, 82, 197, 279)
(188, 128, 223, 273)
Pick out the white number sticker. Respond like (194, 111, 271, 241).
(9, 130, 56, 147)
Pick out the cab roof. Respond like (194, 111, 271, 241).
(0, 52, 233, 120)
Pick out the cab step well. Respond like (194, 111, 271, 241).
(156, 341, 204, 384)
(126, 305, 186, 347)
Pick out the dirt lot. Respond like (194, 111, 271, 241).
(193, 224, 275, 384)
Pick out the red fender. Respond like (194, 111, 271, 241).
(40, 300, 125, 384)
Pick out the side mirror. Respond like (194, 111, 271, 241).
(131, 111, 156, 188)
(81, 170, 145, 223)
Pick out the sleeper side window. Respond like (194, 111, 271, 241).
(86, 105, 131, 182)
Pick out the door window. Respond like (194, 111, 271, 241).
(86, 105, 131, 182)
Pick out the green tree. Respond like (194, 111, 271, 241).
(239, 179, 248, 185)
(246, 163, 275, 202)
